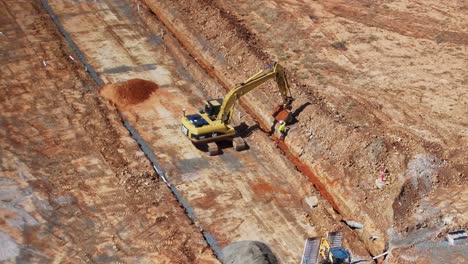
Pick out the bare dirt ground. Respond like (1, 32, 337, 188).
(142, 0, 467, 262)
(0, 1, 216, 262)
(1, 0, 466, 263)
(42, 0, 371, 262)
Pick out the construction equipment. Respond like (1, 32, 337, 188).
(301, 231, 351, 264)
(181, 62, 294, 155)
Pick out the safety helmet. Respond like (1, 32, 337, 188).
(279, 120, 285, 124)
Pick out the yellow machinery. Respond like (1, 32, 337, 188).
(181, 62, 293, 155)
(301, 231, 352, 264)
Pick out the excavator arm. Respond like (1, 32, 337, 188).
(217, 62, 293, 124)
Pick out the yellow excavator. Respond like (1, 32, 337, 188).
(301, 231, 352, 264)
(181, 62, 293, 155)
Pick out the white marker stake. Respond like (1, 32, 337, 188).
(372, 251, 389, 260)
(42, 60, 47, 67)
(69, 55, 75, 61)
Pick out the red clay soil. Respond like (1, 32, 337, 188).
(118, 79, 159, 104)
(251, 179, 290, 195)
(101, 78, 159, 108)
(273, 138, 342, 213)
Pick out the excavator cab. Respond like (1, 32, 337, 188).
(202, 99, 223, 120)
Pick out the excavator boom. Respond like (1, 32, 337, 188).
(217, 62, 293, 124)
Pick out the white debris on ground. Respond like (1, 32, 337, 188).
(305, 196, 319, 209)
(407, 154, 441, 189)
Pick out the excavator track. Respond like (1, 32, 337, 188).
(328, 231, 344, 248)
(301, 237, 321, 264)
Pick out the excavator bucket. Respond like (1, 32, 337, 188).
(273, 104, 292, 123)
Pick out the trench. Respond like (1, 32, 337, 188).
(39, 0, 223, 259)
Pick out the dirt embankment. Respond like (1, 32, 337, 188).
(142, 0, 467, 257)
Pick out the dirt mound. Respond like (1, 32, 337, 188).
(100, 79, 159, 108)
(116, 79, 159, 104)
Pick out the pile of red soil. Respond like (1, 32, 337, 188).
(116, 79, 159, 104)
(100, 79, 159, 108)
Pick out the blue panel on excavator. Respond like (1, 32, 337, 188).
(330, 247, 350, 260)
(186, 114, 209, 127)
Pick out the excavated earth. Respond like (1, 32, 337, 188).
(1, 0, 467, 263)
(100, 79, 159, 108)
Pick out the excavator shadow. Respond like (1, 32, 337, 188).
(235, 122, 260, 138)
(193, 139, 250, 155)
(193, 142, 209, 152)
(217, 140, 248, 153)
(193, 142, 225, 155)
